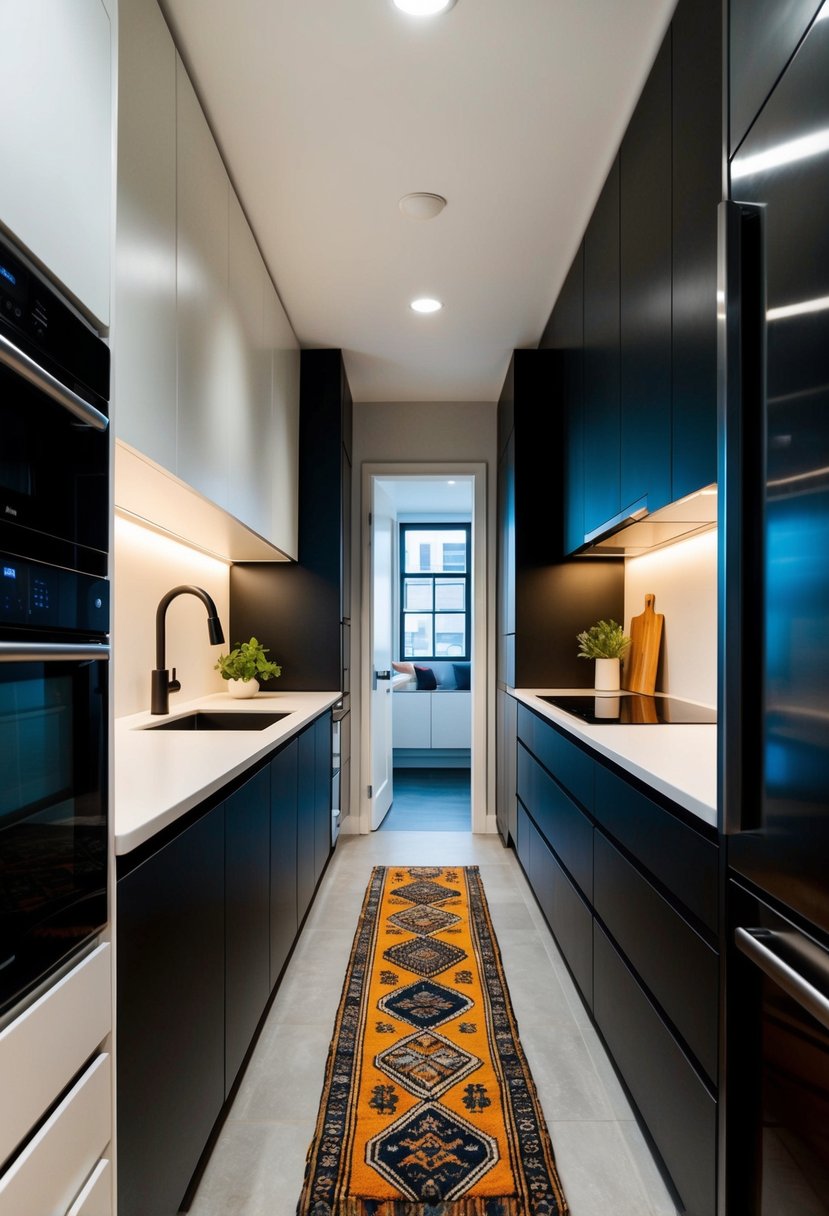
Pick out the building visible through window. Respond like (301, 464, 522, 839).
(400, 524, 471, 660)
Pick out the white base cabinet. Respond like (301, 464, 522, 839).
(393, 692, 471, 751)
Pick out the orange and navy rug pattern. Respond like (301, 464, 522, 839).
(297, 866, 568, 1216)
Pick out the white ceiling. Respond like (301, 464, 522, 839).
(160, 0, 676, 403)
(376, 475, 473, 514)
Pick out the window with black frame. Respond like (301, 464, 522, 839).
(400, 523, 470, 661)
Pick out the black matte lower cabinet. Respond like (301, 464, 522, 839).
(515, 705, 718, 1216)
(270, 739, 298, 985)
(117, 803, 225, 1216)
(118, 712, 333, 1216)
(225, 765, 271, 1096)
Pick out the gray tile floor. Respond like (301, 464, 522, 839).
(184, 831, 681, 1216)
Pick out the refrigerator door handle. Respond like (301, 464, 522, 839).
(718, 200, 767, 835)
(735, 926, 829, 1032)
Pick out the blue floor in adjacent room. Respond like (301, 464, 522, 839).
(379, 768, 471, 831)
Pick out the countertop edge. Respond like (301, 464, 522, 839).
(114, 691, 341, 855)
(512, 688, 718, 829)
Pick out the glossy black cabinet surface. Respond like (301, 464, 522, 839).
(515, 705, 719, 1216)
(671, 0, 721, 500)
(117, 803, 225, 1216)
(225, 766, 271, 1096)
(583, 157, 621, 537)
(729, 0, 824, 155)
(541, 243, 585, 555)
(620, 33, 672, 515)
(270, 739, 298, 986)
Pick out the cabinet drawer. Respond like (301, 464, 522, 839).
(530, 823, 593, 1009)
(515, 799, 531, 873)
(593, 764, 718, 932)
(517, 744, 592, 900)
(517, 705, 593, 810)
(0, 1053, 111, 1216)
(66, 1159, 111, 1216)
(594, 925, 715, 1216)
(0, 943, 111, 1166)
(594, 831, 718, 1082)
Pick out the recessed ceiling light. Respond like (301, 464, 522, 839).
(393, 0, 457, 15)
(410, 297, 442, 313)
(399, 192, 447, 221)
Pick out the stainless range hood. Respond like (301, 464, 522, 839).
(576, 485, 717, 556)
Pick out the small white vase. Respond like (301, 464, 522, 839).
(594, 658, 620, 692)
(226, 677, 259, 699)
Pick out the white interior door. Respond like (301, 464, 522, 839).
(369, 482, 395, 829)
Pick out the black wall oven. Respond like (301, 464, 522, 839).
(0, 233, 110, 1018)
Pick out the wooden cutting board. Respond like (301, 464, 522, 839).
(622, 593, 664, 695)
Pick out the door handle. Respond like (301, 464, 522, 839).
(0, 641, 110, 661)
(0, 331, 109, 432)
(735, 927, 829, 1033)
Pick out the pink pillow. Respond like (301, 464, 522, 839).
(392, 661, 415, 677)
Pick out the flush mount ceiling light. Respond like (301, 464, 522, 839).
(410, 297, 442, 313)
(392, 0, 457, 15)
(399, 192, 447, 221)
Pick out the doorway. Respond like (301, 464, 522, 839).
(359, 464, 489, 834)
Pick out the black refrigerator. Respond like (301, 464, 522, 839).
(720, 6, 829, 1213)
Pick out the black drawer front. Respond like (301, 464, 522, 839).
(517, 704, 593, 811)
(594, 831, 718, 1083)
(530, 822, 593, 1009)
(593, 765, 718, 932)
(594, 924, 716, 1216)
(517, 742, 593, 900)
(515, 798, 531, 873)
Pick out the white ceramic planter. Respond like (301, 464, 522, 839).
(594, 658, 621, 692)
(226, 677, 259, 699)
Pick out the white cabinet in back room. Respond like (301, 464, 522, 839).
(0, 0, 112, 326)
(114, 0, 177, 467)
(176, 55, 230, 511)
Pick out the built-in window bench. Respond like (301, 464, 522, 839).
(392, 661, 471, 766)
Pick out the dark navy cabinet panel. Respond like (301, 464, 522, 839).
(117, 804, 225, 1216)
(517, 743, 593, 901)
(583, 156, 621, 536)
(594, 924, 716, 1216)
(225, 766, 271, 1097)
(593, 764, 719, 933)
(594, 830, 719, 1083)
(531, 824, 594, 1009)
(313, 710, 332, 882)
(296, 723, 316, 922)
(542, 243, 585, 554)
(516, 704, 593, 812)
(729, 0, 824, 155)
(671, 0, 720, 500)
(270, 740, 298, 986)
(620, 32, 672, 515)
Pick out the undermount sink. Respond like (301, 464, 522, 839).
(144, 711, 290, 732)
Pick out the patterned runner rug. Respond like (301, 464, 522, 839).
(297, 865, 569, 1216)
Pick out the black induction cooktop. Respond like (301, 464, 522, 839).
(539, 694, 717, 725)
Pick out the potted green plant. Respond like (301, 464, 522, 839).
(576, 619, 630, 692)
(215, 637, 282, 699)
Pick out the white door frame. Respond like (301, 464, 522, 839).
(359, 462, 490, 834)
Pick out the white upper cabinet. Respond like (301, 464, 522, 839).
(228, 191, 270, 538)
(176, 56, 230, 510)
(114, 0, 177, 467)
(266, 283, 300, 560)
(0, 0, 112, 326)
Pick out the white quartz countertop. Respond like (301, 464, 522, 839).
(513, 689, 718, 829)
(114, 690, 341, 855)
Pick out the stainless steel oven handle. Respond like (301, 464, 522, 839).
(0, 642, 110, 662)
(736, 926, 829, 1032)
(0, 331, 109, 432)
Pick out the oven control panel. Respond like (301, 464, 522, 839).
(0, 554, 108, 635)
